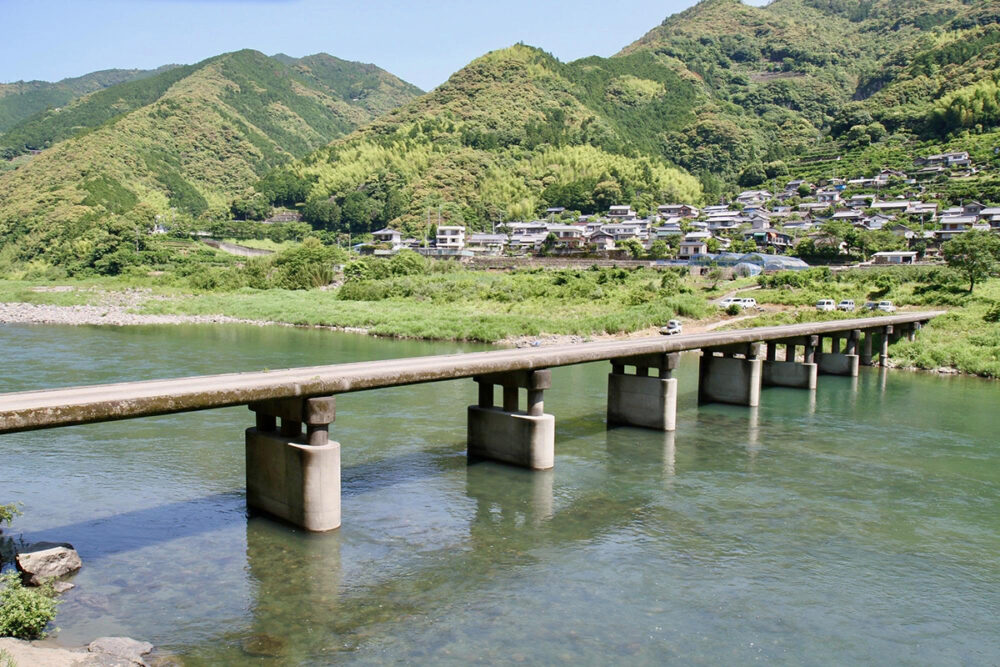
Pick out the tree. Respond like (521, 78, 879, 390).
(618, 238, 644, 259)
(797, 183, 812, 197)
(230, 194, 270, 221)
(706, 266, 724, 289)
(341, 191, 374, 234)
(738, 162, 766, 187)
(648, 240, 670, 259)
(942, 231, 1000, 292)
(541, 232, 558, 255)
(302, 199, 342, 231)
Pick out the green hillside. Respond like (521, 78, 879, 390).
(257, 44, 704, 235)
(619, 0, 1000, 190)
(0, 49, 422, 261)
(0, 66, 178, 133)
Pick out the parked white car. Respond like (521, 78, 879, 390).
(659, 319, 683, 335)
(876, 300, 896, 313)
(816, 299, 836, 312)
(837, 299, 855, 312)
(720, 297, 757, 310)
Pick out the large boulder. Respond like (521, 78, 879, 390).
(15, 542, 82, 585)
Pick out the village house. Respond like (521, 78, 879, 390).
(601, 223, 643, 242)
(963, 201, 987, 217)
(872, 251, 918, 265)
(736, 190, 773, 205)
(657, 204, 699, 218)
(547, 224, 585, 250)
(937, 215, 977, 241)
(832, 209, 864, 223)
(588, 230, 616, 251)
(679, 232, 710, 259)
(979, 207, 1000, 231)
(871, 200, 911, 214)
(466, 233, 507, 255)
(915, 151, 971, 169)
(744, 229, 793, 252)
(436, 225, 466, 249)
(371, 228, 404, 249)
(607, 205, 637, 221)
(816, 189, 841, 204)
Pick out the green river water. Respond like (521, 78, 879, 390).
(1, 323, 998, 665)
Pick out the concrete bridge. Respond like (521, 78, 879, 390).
(0, 312, 942, 532)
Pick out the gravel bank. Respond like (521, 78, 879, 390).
(0, 301, 275, 327)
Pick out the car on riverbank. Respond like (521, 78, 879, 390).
(866, 300, 896, 312)
(838, 300, 855, 312)
(659, 319, 683, 335)
(816, 299, 836, 312)
(719, 297, 757, 310)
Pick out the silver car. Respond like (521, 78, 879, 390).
(659, 319, 683, 335)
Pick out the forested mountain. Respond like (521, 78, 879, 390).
(253, 44, 705, 235)
(256, 0, 999, 235)
(0, 66, 178, 133)
(621, 0, 1000, 190)
(0, 49, 421, 260)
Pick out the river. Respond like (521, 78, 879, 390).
(1, 323, 998, 664)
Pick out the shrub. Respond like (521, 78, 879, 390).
(985, 301, 1000, 323)
(0, 504, 20, 527)
(726, 304, 742, 316)
(0, 572, 60, 640)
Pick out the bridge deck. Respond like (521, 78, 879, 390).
(0, 312, 941, 433)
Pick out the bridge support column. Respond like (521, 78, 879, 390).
(698, 343, 763, 407)
(246, 396, 340, 532)
(762, 337, 818, 390)
(880, 325, 893, 367)
(468, 370, 554, 470)
(607, 352, 680, 431)
(860, 329, 876, 367)
(817, 330, 860, 377)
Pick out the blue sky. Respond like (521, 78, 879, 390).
(2, 0, 767, 91)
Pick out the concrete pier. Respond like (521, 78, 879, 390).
(817, 330, 860, 377)
(468, 369, 555, 470)
(607, 352, 679, 431)
(860, 329, 875, 367)
(246, 396, 341, 532)
(880, 325, 893, 367)
(762, 336, 818, 390)
(698, 343, 763, 407)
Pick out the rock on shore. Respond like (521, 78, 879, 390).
(15, 543, 82, 586)
(0, 636, 154, 666)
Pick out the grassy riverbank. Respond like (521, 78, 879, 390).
(731, 267, 1000, 378)
(137, 268, 718, 341)
(2, 264, 999, 377)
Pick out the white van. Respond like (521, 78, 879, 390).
(816, 299, 836, 312)
(837, 299, 855, 312)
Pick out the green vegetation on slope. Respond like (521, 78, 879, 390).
(255, 45, 702, 237)
(0, 50, 422, 264)
(0, 66, 177, 134)
(617, 0, 1000, 194)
